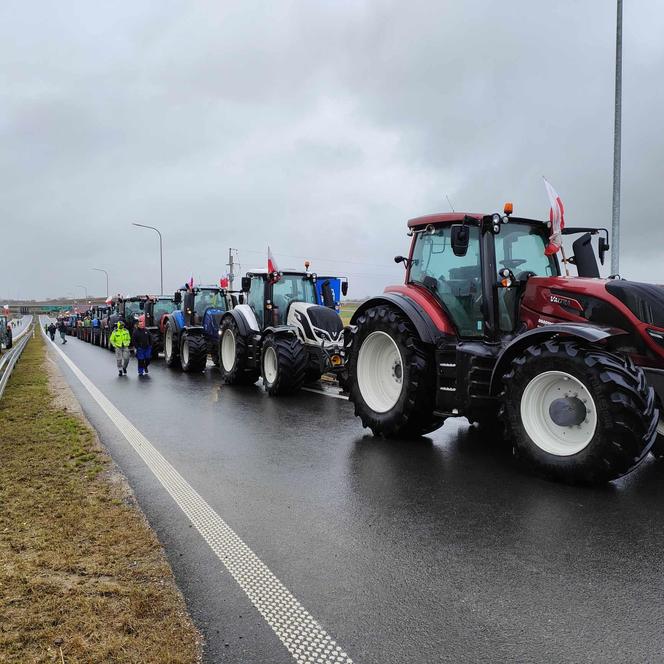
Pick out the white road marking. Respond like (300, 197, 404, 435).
(43, 327, 353, 664)
(302, 387, 349, 401)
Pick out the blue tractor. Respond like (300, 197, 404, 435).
(163, 285, 232, 372)
(315, 275, 348, 312)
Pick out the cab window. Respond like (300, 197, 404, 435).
(271, 275, 316, 325)
(495, 223, 557, 331)
(248, 277, 265, 327)
(409, 225, 483, 337)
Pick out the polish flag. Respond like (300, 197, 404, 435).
(543, 177, 565, 255)
(268, 246, 281, 282)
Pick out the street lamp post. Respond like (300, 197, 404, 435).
(75, 284, 88, 299)
(611, 0, 623, 274)
(132, 223, 163, 295)
(92, 268, 109, 298)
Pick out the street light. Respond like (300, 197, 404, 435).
(75, 284, 88, 299)
(611, 0, 623, 274)
(132, 223, 163, 295)
(92, 268, 109, 299)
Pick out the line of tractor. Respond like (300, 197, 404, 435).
(53, 204, 664, 486)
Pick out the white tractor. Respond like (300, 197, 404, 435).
(218, 270, 348, 395)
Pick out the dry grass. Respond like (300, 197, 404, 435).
(340, 302, 361, 326)
(0, 333, 201, 663)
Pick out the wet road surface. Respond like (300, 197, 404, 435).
(43, 323, 664, 663)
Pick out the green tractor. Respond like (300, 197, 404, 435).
(0, 314, 12, 350)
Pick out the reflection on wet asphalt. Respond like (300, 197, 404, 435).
(48, 330, 664, 664)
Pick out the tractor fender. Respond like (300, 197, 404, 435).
(350, 293, 443, 345)
(263, 325, 298, 337)
(181, 325, 205, 336)
(489, 323, 629, 395)
(222, 307, 257, 338)
(228, 305, 260, 335)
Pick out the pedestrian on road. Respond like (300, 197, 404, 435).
(110, 321, 131, 376)
(47, 322, 56, 341)
(56, 319, 67, 344)
(131, 315, 152, 377)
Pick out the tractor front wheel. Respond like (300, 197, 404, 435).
(348, 305, 443, 437)
(164, 321, 181, 368)
(261, 334, 306, 396)
(219, 318, 259, 385)
(180, 333, 207, 373)
(502, 339, 657, 484)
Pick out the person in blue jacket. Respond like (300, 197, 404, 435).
(131, 315, 152, 377)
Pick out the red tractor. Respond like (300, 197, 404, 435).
(346, 207, 663, 484)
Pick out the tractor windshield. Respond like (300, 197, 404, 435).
(272, 275, 317, 324)
(124, 301, 142, 318)
(153, 299, 177, 320)
(409, 225, 483, 337)
(195, 289, 225, 317)
(495, 223, 557, 331)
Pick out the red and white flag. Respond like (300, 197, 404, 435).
(543, 177, 565, 255)
(188, 276, 194, 289)
(268, 246, 281, 282)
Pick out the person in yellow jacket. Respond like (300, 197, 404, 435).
(110, 321, 131, 376)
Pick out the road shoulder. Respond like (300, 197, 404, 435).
(0, 332, 202, 662)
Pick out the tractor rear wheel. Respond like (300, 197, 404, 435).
(219, 318, 259, 385)
(261, 334, 306, 396)
(502, 339, 657, 484)
(180, 332, 207, 373)
(164, 320, 181, 368)
(348, 305, 443, 437)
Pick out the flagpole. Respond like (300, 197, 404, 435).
(611, 0, 623, 274)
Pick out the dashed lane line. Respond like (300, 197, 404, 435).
(302, 387, 349, 401)
(43, 329, 354, 664)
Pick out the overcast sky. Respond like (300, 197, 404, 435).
(1, 0, 663, 300)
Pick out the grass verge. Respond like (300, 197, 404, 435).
(0, 332, 201, 663)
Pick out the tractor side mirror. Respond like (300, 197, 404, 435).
(241, 276, 251, 292)
(341, 281, 348, 296)
(571, 233, 600, 278)
(394, 255, 406, 264)
(598, 237, 609, 265)
(173, 291, 182, 305)
(451, 225, 470, 257)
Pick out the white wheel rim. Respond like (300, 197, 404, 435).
(357, 331, 403, 413)
(520, 370, 597, 456)
(221, 330, 236, 371)
(182, 339, 189, 364)
(263, 346, 278, 384)
(166, 328, 174, 357)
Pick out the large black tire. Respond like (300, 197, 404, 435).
(218, 317, 259, 385)
(501, 339, 657, 484)
(180, 332, 208, 373)
(348, 305, 444, 437)
(260, 334, 307, 396)
(164, 320, 181, 368)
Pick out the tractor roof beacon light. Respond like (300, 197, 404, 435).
(504, 202, 513, 216)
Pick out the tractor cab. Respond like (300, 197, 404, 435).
(404, 212, 558, 340)
(242, 270, 318, 328)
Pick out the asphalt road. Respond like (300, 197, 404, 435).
(42, 322, 664, 664)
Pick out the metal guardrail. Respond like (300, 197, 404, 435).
(0, 324, 33, 400)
